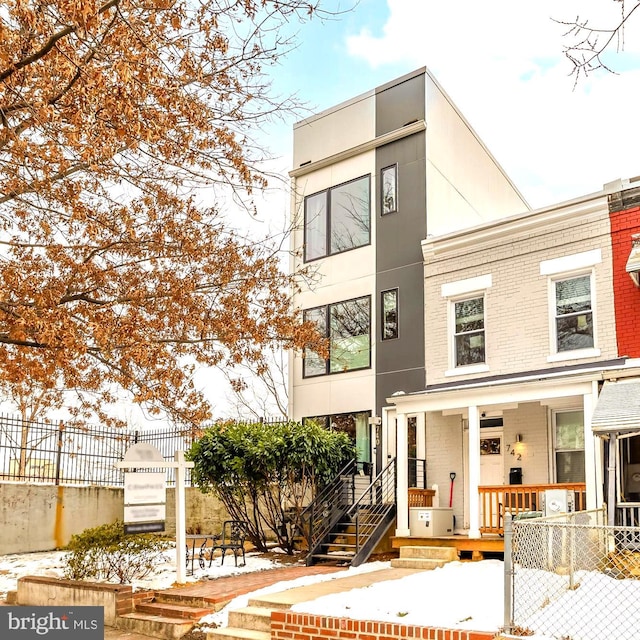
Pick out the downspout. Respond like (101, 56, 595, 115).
(607, 433, 617, 527)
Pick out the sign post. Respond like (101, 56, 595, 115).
(116, 443, 194, 584)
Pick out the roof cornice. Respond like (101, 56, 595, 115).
(289, 120, 426, 179)
(422, 191, 609, 261)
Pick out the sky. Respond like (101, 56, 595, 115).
(265, 0, 640, 211)
(189, 0, 640, 421)
(1, 548, 638, 639)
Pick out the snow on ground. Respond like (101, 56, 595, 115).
(1, 547, 638, 639)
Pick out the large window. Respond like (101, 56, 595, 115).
(554, 274, 594, 352)
(304, 175, 371, 262)
(303, 296, 371, 377)
(554, 410, 585, 483)
(381, 288, 399, 340)
(304, 411, 371, 469)
(453, 296, 485, 366)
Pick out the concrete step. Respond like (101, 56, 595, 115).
(207, 627, 269, 640)
(116, 612, 194, 640)
(227, 606, 272, 633)
(390, 557, 450, 570)
(398, 545, 459, 561)
(136, 600, 215, 620)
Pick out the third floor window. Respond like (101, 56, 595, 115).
(304, 175, 371, 262)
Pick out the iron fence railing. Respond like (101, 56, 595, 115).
(504, 508, 640, 639)
(0, 413, 282, 487)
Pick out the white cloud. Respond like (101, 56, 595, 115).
(345, 0, 640, 208)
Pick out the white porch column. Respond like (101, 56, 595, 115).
(468, 405, 481, 539)
(583, 384, 600, 510)
(395, 411, 410, 537)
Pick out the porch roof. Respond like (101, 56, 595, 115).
(592, 378, 640, 435)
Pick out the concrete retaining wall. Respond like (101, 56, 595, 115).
(0, 483, 228, 555)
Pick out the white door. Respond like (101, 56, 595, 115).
(480, 428, 504, 486)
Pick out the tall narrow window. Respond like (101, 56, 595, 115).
(454, 297, 485, 366)
(302, 296, 371, 377)
(381, 164, 397, 215)
(554, 411, 585, 483)
(381, 288, 399, 340)
(554, 275, 593, 352)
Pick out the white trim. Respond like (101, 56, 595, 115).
(446, 364, 490, 377)
(547, 348, 601, 363)
(540, 249, 602, 276)
(547, 268, 598, 359)
(441, 274, 492, 298)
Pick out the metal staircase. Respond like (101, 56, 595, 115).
(301, 458, 397, 567)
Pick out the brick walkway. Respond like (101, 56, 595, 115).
(155, 564, 346, 607)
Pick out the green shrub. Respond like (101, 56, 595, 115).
(64, 521, 172, 583)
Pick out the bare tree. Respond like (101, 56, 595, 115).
(556, 1, 640, 83)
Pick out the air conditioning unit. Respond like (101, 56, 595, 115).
(542, 489, 574, 516)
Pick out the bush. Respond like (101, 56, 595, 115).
(64, 521, 172, 583)
(188, 419, 356, 553)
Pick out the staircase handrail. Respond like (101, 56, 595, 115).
(347, 457, 396, 518)
(300, 458, 357, 553)
(300, 458, 357, 521)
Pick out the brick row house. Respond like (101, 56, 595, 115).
(287, 67, 640, 548)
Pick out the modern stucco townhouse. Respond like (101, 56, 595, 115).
(386, 176, 640, 539)
(288, 68, 529, 480)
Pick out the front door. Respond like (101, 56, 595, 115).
(480, 427, 504, 486)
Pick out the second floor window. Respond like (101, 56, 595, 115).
(304, 175, 371, 262)
(454, 296, 485, 366)
(554, 274, 594, 352)
(381, 288, 399, 340)
(303, 296, 371, 377)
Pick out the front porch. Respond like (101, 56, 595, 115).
(391, 533, 504, 560)
(478, 481, 587, 534)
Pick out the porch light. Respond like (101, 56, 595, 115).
(626, 234, 640, 287)
(515, 433, 523, 443)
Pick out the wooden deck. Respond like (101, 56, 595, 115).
(391, 534, 504, 561)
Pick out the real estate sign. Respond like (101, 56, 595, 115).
(121, 443, 167, 534)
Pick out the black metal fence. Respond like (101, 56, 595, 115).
(0, 413, 200, 487)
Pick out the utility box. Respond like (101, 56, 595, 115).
(541, 489, 575, 516)
(409, 507, 454, 537)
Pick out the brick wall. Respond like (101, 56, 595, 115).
(609, 205, 640, 357)
(271, 611, 496, 640)
(423, 206, 616, 385)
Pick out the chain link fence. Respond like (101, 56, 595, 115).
(504, 508, 640, 639)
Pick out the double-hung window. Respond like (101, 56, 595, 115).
(454, 297, 485, 366)
(540, 249, 601, 361)
(303, 296, 371, 377)
(304, 175, 371, 262)
(553, 410, 585, 483)
(554, 275, 594, 352)
(442, 274, 491, 376)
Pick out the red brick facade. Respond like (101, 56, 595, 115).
(609, 205, 640, 358)
(271, 611, 497, 640)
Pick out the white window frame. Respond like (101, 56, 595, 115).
(442, 274, 491, 377)
(541, 250, 601, 363)
(550, 409, 586, 484)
